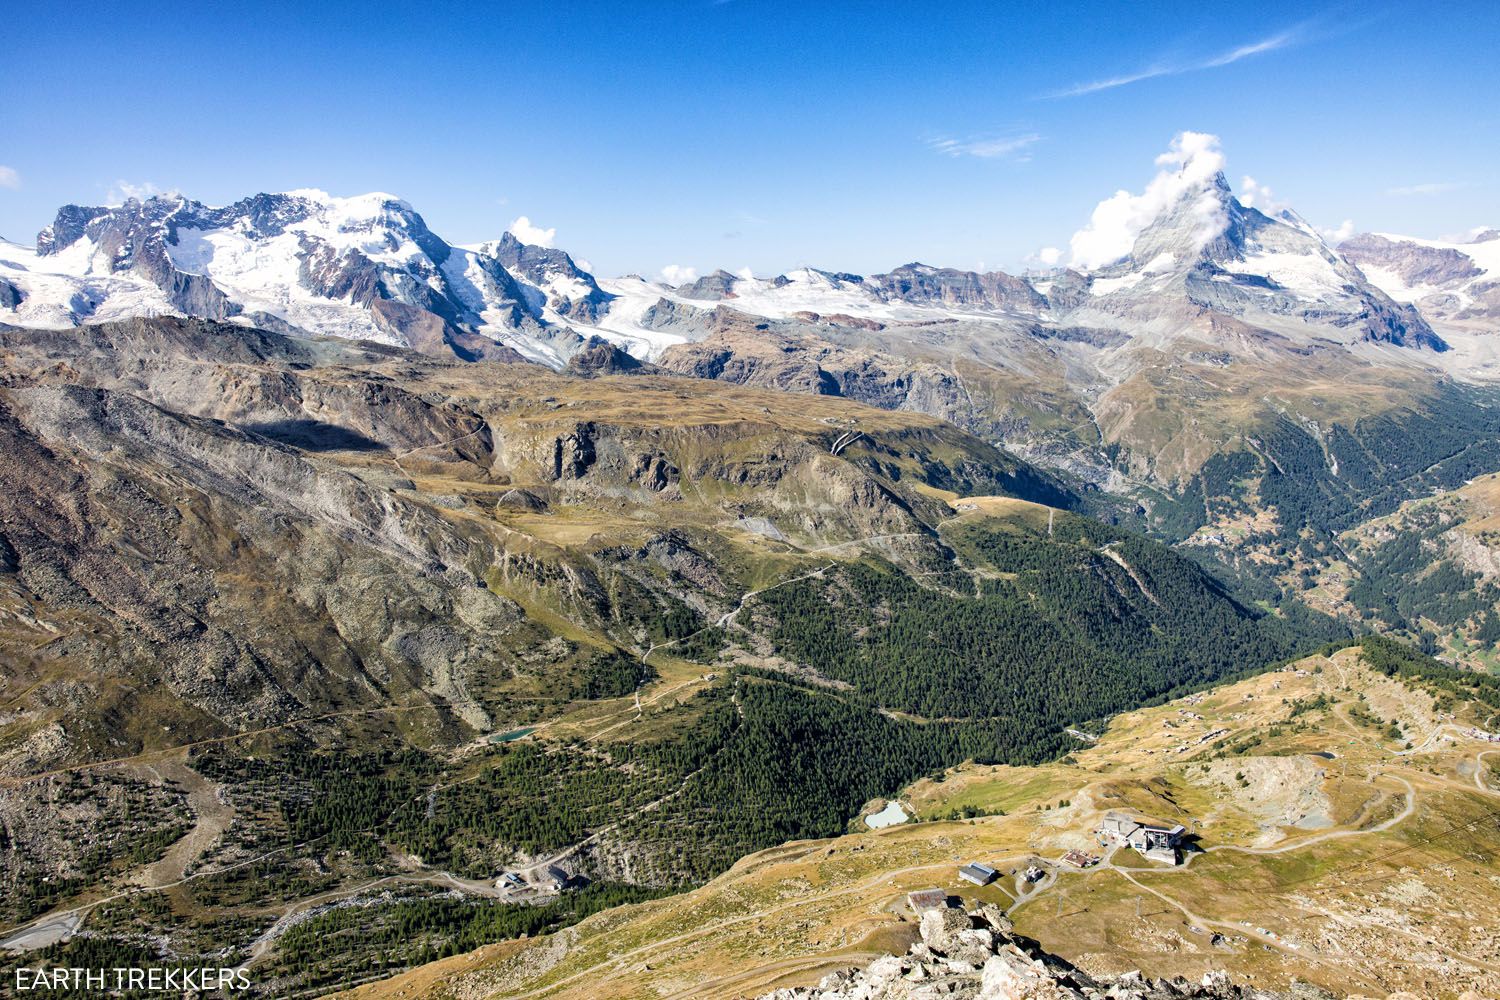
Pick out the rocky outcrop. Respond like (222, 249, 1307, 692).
(0, 277, 24, 310)
(658, 328, 965, 412)
(674, 269, 742, 301)
(872, 263, 1047, 312)
(479, 231, 612, 322)
(1340, 232, 1500, 330)
(368, 297, 528, 363)
(496, 487, 547, 511)
(34, 204, 111, 256)
(761, 903, 1309, 1000)
(566, 338, 655, 377)
(1341, 234, 1483, 289)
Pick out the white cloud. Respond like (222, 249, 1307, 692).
(736, 266, 755, 281)
(1238, 175, 1287, 213)
(1319, 219, 1356, 244)
(660, 264, 698, 286)
(1384, 182, 1462, 197)
(107, 180, 166, 204)
(574, 258, 594, 273)
(0, 166, 20, 190)
(1034, 247, 1063, 266)
(928, 133, 1042, 161)
(1048, 25, 1305, 98)
(1068, 131, 1228, 270)
(507, 215, 556, 247)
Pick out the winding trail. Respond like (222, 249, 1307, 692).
(640, 563, 833, 665)
(1108, 868, 1393, 993)
(479, 850, 1031, 1000)
(660, 950, 884, 1000)
(1477, 750, 1498, 794)
(132, 759, 235, 890)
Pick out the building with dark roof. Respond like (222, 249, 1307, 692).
(1099, 811, 1185, 864)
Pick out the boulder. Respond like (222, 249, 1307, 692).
(920, 906, 975, 954)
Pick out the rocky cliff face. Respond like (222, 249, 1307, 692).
(470, 231, 611, 323)
(658, 326, 970, 419)
(1340, 231, 1500, 335)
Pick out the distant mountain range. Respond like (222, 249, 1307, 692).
(3, 168, 1494, 370)
(3, 153, 1498, 503)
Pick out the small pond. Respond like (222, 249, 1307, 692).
(865, 801, 910, 829)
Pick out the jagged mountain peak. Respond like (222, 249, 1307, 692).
(1053, 135, 1446, 352)
(6, 188, 616, 364)
(1123, 168, 1241, 270)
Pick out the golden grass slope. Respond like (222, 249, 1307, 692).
(339, 647, 1500, 1000)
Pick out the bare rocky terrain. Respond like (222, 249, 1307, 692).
(762, 903, 1312, 1000)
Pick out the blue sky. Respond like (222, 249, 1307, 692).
(3, 1, 1497, 277)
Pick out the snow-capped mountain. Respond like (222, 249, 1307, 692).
(0, 146, 1484, 376)
(1341, 228, 1500, 337)
(1054, 169, 1445, 351)
(0, 190, 613, 364)
(595, 162, 1446, 356)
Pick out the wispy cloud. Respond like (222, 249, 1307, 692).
(107, 179, 168, 204)
(1385, 182, 1463, 197)
(1238, 175, 1287, 213)
(0, 166, 20, 190)
(1319, 219, 1356, 243)
(659, 264, 698, 286)
(928, 133, 1042, 161)
(1045, 24, 1308, 98)
(507, 215, 556, 247)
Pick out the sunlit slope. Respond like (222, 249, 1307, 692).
(342, 640, 1500, 1000)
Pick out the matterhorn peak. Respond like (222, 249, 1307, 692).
(1123, 167, 1238, 268)
(1069, 131, 1235, 271)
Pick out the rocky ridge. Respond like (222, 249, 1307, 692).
(760, 903, 1463, 1000)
